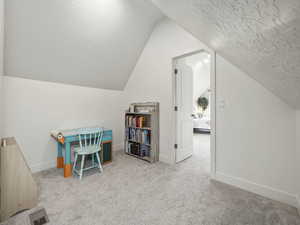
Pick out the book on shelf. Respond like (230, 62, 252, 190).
(125, 142, 150, 158)
(125, 128, 151, 145)
(126, 115, 148, 128)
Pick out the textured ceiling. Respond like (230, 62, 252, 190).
(151, 0, 300, 108)
(5, 0, 164, 90)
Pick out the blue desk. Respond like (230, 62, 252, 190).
(51, 128, 112, 177)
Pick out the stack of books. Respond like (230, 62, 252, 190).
(140, 144, 150, 157)
(127, 142, 140, 155)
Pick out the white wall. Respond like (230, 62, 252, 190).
(192, 60, 210, 115)
(215, 55, 297, 206)
(184, 52, 210, 111)
(124, 19, 209, 163)
(3, 76, 124, 172)
(124, 18, 298, 207)
(193, 63, 210, 106)
(0, 0, 4, 138)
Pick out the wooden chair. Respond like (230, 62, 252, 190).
(72, 128, 104, 179)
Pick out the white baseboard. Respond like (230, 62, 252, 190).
(30, 160, 56, 173)
(297, 195, 300, 215)
(159, 153, 174, 164)
(214, 172, 298, 208)
(113, 142, 123, 151)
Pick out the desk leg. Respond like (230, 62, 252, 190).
(57, 143, 64, 168)
(64, 142, 72, 178)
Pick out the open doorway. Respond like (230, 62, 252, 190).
(173, 50, 215, 175)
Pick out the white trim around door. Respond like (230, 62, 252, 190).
(172, 49, 217, 179)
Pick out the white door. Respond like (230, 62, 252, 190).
(175, 58, 194, 163)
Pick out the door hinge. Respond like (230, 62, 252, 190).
(174, 106, 178, 111)
(174, 144, 178, 149)
(174, 68, 178, 75)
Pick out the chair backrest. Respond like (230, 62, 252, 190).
(78, 127, 104, 151)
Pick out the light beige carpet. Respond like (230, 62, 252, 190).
(3, 134, 300, 225)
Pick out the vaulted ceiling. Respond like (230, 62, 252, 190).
(151, 0, 300, 108)
(5, 0, 164, 90)
(5, 0, 300, 108)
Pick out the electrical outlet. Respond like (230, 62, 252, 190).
(29, 208, 49, 225)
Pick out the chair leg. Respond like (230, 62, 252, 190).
(95, 152, 103, 173)
(73, 153, 78, 174)
(80, 155, 85, 180)
(92, 154, 95, 167)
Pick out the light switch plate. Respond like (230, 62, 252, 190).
(218, 99, 226, 109)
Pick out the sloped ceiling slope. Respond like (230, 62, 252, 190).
(151, 0, 300, 108)
(5, 0, 164, 90)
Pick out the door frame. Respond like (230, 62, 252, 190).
(172, 49, 216, 178)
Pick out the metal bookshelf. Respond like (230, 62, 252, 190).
(124, 102, 159, 163)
